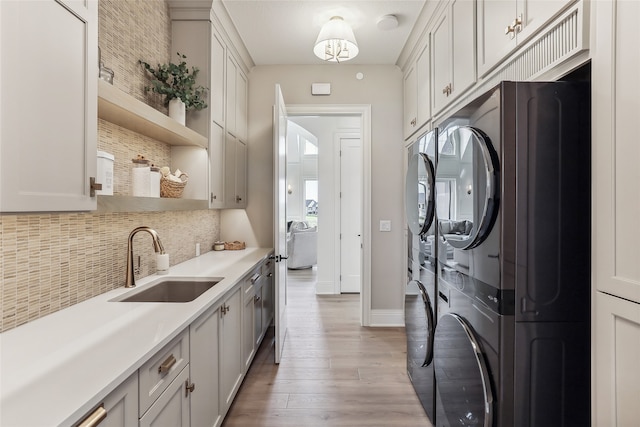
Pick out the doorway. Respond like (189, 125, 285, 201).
(285, 105, 372, 325)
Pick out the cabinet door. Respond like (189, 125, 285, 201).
(225, 55, 238, 137)
(220, 287, 243, 414)
(211, 26, 226, 127)
(403, 64, 418, 139)
(139, 367, 190, 427)
(224, 133, 237, 207)
(254, 283, 264, 349)
(0, 0, 97, 212)
(243, 284, 256, 372)
(209, 122, 225, 208)
(450, 0, 476, 99)
(235, 140, 247, 207)
(263, 265, 274, 334)
(516, 0, 574, 43)
(594, 292, 640, 426)
(415, 41, 431, 129)
(593, 0, 640, 304)
(476, 0, 517, 76)
(431, 8, 451, 114)
(236, 69, 248, 142)
(190, 306, 222, 427)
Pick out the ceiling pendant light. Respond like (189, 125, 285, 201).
(313, 16, 359, 63)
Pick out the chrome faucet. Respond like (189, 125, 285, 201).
(125, 226, 165, 288)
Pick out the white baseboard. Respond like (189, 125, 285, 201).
(368, 309, 405, 327)
(315, 280, 336, 294)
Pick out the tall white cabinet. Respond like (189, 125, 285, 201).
(171, 11, 249, 209)
(592, 0, 640, 425)
(0, 0, 98, 212)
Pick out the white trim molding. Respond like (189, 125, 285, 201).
(369, 309, 405, 327)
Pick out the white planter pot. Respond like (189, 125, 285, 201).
(168, 98, 186, 125)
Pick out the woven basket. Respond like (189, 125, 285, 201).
(160, 173, 188, 198)
(224, 241, 246, 250)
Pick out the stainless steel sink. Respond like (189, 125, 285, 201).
(113, 277, 223, 303)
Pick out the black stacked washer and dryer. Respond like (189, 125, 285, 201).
(405, 80, 591, 427)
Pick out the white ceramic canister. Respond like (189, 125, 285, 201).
(131, 158, 150, 197)
(150, 166, 160, 198)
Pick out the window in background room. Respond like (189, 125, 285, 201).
(305, 179, 318, 227)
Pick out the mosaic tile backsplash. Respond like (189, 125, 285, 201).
(0, 1, 221, 332)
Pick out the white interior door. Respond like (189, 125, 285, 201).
(273, 84, 288, 363)
(339, 136, 362, 293)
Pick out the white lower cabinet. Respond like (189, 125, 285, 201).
(72, 257, 274, 427)
(139, 367, 190, 427)
(190, 305, 222, 427)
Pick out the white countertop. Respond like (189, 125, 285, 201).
(0, 247, 273, 427)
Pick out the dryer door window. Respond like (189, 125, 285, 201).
(407, 153, 436, 237)
(435, 126, 499, 250)
(434, 313, 493, 427)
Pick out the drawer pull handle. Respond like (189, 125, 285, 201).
(158, 354, 176, 374)
(78, 405, 107, 427)
(250, 273, 261, 284)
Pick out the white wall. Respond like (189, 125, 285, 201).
(221, 64, 405, 313)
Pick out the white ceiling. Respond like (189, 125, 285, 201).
(221, 1, 427, 65)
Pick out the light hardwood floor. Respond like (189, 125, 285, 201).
(222, 268, 432, 426)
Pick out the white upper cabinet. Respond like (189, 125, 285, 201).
(403, 39, 431, 140)
(0, 0, 98, 212)
(432, 0, 476, 115)
(477, 0, 574, 76)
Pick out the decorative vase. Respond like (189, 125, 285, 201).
(168, 98, 186, 125)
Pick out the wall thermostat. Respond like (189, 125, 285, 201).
(311, 83, 331, 95)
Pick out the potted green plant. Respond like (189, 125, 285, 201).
(139, 52, 208, 125)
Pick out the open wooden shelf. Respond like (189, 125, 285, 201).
(97, 79, 208, 148)
(97, 195, 208, 212)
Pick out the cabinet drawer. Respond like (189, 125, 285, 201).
(139, 330, 189, 416)
(242, 267, 261, 297)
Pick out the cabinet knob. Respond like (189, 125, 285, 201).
(236, 195, 242, 203)
(505, 24, 515, 35)
(254, 295, 262, 303)
(185, 380, 196, 396)
(211, 193, 217, 202)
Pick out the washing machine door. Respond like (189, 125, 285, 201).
(406, 152, 436, 237)
(435, 126, 499, 249)
(405, 278, 436, 421)
(434, 313, 493, 427)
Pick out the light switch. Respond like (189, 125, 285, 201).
(379, 220, 391, 232)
